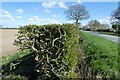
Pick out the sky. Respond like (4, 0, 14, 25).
(1, 1, 119, 28)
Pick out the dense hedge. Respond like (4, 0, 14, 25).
(79, 31, 119, 79)
(2, 24, 80, 79)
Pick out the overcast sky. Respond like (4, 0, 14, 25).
(1, 1, 118, 28)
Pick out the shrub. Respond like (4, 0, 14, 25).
(14, 24, 80, 79)
(96, 29, 111, 32)
(112, 24, 120, 33)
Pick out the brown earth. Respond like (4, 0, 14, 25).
(0, 29, 19, 57)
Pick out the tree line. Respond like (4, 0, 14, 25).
(64, 2, 120, 33)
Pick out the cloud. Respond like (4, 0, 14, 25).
(76, 0, 82, 4)
(46, 18, 59, 24)
(9, 18, 15, 22)
(52, 15, 60, 18)
(58, 2, 68, 9)
(81, 23, 86, 26)
(42, 1, 67, 9)
(2, 18, 15, 23)
(4, 14, 12, 18)
(41, 1, 56, 8)
(28, 16, 59, 24)
(2, 10, 15, 22)
(16, 9, 24, 14)
(99, 17, 111, 25)
(28, 16, 43, 22)
(2, 10, 23, 23)
(2, 10, 10, 15)
(16, 16, 23, 19)
(2, 10, 12, 18)
(44, 9, 51, 13)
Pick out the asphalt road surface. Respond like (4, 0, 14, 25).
(83, 31, 120, 43)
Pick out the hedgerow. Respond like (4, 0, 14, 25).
(8, 24, 80, 79)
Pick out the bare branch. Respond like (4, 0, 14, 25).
(64, 4, 90, 25)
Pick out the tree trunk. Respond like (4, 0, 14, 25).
(76, 19, 78, 25)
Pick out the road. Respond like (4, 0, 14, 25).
(83, 31, 120, 43)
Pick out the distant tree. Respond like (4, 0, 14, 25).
(112, 25, 117, 30)
(112, 24, 120, 33)
(87, 20, 109, 31)
(87, 20, 101, 30)
(64, 4, 90, 25)
(101, 24, 110, 29)
(82, 25, 91, 31)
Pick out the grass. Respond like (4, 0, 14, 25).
(0, 49, 32, 67)
(80, 30, 119, 78)
(1, 49, 36, 80)
(99, 31, 120, 36)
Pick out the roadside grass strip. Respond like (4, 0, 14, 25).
(80, 30, 119, 78)
(99, 32, 120, 36)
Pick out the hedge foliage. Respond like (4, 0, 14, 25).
(13, 24, 80, 79)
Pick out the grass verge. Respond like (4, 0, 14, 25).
(80, 30, 119, 79)
(0, 49, 31, 67)
(99, 32, 120, 36)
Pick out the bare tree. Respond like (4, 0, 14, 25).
(111, 1, 120, 32)
(111, 1, 120, 24)
(64, 4, 90, 25)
